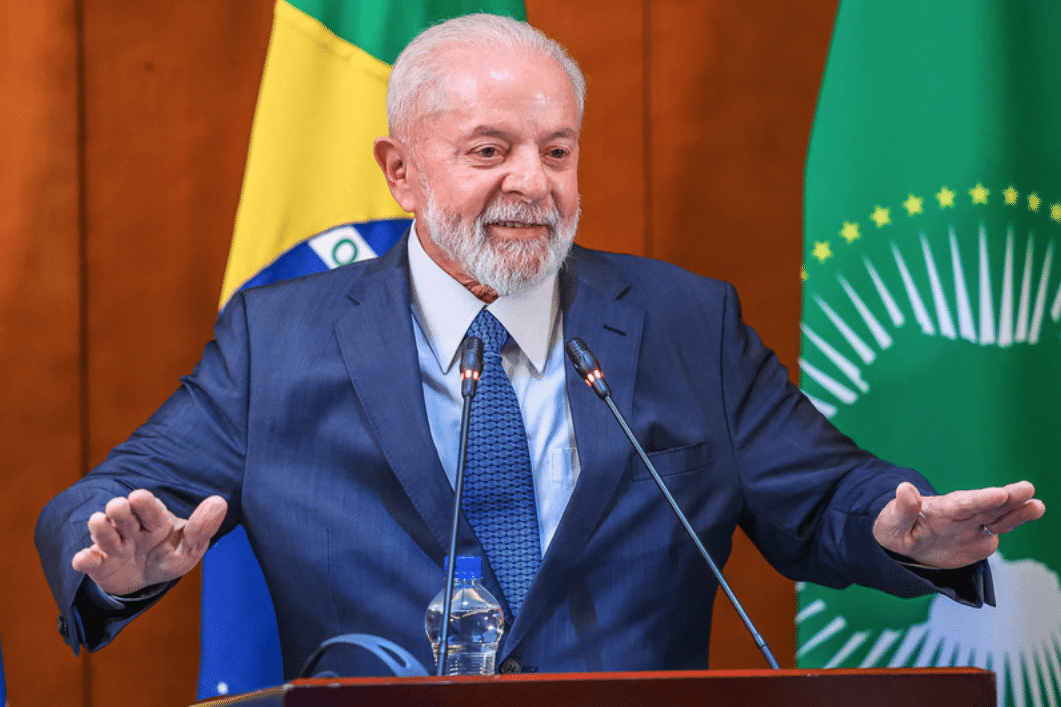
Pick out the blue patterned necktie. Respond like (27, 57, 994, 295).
(462, 308, 542, 620)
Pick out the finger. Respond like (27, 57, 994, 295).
(936, 482, 1039, 527)
(104, 496, 142, 542)
(986, 498, 1046, 535)
(998, 480, 1037, 510)
(180, 496, 228, 557)
(927, 486, 1009, 521)
(87, 511, 124, 557)
(127, 489, 175, 536)
(72, 546, 104, 573)
(968, 481, 1037, 518)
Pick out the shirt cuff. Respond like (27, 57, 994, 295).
(884, 548, 995, 608)
(80, 577, 169, 609)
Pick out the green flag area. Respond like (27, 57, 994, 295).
(796, 3, 1061, 707)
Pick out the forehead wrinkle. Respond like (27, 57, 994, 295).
(463, 124, 578, 141)
(468, 125, 510, 139)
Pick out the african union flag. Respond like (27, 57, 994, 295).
(796, 3, 1061, 707)
(198, 0, 525, 698)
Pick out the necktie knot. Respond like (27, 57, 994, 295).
(466, 309, 510, 354)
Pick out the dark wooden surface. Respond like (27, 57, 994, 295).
(196, 669, 996, 707)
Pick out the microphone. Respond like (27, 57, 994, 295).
(459, 335, 484, 398)
(564, 337, 780, 670)
(438, 336, 484, 675)
(565, 337, 611, 399)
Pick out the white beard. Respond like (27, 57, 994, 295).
(419, 189, 579, 297)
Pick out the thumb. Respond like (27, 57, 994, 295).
(180, 496, 228, 557)
(874, 482, 922, 549)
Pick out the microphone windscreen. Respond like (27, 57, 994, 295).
(565, 338, 599, 379)
(459, 336, 484, 398)
(460, 336, 484, 376)
(565, 338, 611, 399)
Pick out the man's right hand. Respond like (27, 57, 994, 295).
(71, 489, 228, 597)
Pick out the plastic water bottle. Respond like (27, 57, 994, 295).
(425, 555, 505, 675)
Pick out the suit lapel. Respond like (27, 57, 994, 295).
(502, 246, 645, 655)
(333, 241, 646, 654)
(333, 239, 457, 560)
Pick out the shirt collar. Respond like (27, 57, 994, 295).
(407, 222, 559, 375)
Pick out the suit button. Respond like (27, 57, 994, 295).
(57, 615, 69, 639)
(499, 658, 521, 674)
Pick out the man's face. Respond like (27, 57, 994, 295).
(402, 47, 581, 296)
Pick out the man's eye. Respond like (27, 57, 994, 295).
(547, 148, 569, 159)
(477, 146, 499, 158)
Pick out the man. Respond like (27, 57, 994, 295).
(37, 14, 1043, 678)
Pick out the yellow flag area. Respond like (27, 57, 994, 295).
(220, 0, 409, 306)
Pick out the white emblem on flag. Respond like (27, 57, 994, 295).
(308, 225, 379, 270)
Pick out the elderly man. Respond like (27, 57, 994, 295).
(37, 14, 1043, 678)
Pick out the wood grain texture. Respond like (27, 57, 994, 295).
(77, 2, 273, 705)
(643, 1, 837, 668)
(527, 0, 647, 258)
(0, 0, 84, 704)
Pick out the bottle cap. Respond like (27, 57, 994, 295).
(443, 555, 482, 580)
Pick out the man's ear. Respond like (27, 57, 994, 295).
(373, 137, 418, 213)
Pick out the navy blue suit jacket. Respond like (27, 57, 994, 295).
(36, 237, 984, 677)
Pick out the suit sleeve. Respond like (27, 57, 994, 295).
(35, 293, 253, 654)
(716, 283, 991, 606)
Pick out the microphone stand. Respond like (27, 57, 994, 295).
(437, 337, 484, 676)
(565, 338, 780, 670)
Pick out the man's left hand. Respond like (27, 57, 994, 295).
(873, 480, 1046, 569)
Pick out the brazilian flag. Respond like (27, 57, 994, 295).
(1, 635, 6, 707)
(796, 3, 1061, 707)
(199, 0, 525, 698)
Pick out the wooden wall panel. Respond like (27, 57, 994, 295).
(526, 0, 647, 258)
(0, 1, 84, 704)
(647, 1, 837, 668)
(79, 1, 272, 705)
(649, 2, 836, 368)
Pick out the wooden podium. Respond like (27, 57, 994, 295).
(195, 668, 995, 706)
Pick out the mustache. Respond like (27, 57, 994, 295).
(479, 199, 562, 231)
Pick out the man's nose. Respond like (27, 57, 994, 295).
(502, 148, 549, 201)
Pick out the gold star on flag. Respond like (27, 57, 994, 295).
(812, 241, 833, 263)
(1004, 186, 1019, 205)
(936, 186, 955, 208)
(1052, 204, 1061, 223)
(903, 194, 923, 215)
(969, 183, 989, 204)
(840, 221, 861, 243)
(1028, 193, 1041, 212)
(870, 206, 891, 228)
(801, 265, 808, 281)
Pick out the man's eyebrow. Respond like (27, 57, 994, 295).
(468, 126, 512, 139)
(466, 126, 578, 140)
(546, 128, 578, 140)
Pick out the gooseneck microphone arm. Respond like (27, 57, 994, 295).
(437, 336, 484, 676)
(564, 338, 780, 670)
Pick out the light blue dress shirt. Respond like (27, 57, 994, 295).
(406, 226, 581, 554)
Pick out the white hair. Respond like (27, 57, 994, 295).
(387, 13, 586, 139)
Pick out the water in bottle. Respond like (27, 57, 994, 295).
(425, 555, 505, 675)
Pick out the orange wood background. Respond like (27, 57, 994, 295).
(0, 1, 837, 704)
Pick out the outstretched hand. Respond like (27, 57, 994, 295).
(71, 489, 228, 597)
(873, 480, 1045, 569)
